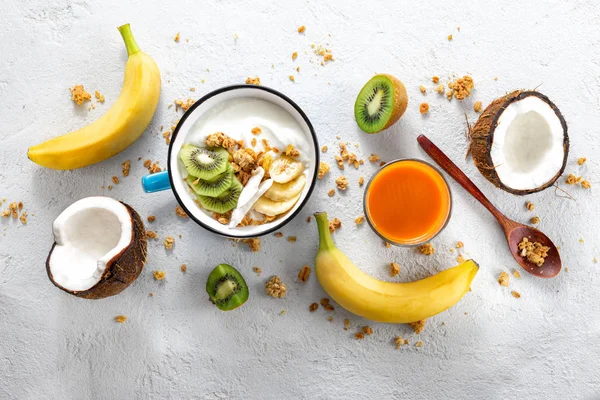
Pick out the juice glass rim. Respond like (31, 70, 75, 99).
(362, 158, 453, 247)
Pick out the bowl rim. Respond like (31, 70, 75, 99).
(167, 84, 320, 239)
(362, 158, 453, 247)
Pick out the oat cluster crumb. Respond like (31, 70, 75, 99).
(335, 176, 349, 190)
(175, 206, 188, 218)
(318, 162, 331, 180)
(530, 216, 540, 225)
(180, 264, 187, 273)
(526, 201, 535, 211)
(368, 153, 381, 163)
(498, 271, 510, 287)
(321, 145, 328, 153)
(395, 336, 409, 349)
(474, 101, 483, 113)
(456, 241, 464, 249)
(518, 237, 550, 267)
(328, 218, 341, 233)
(419, 102, 429, 114)
(327, 189, 335, 197)
(163, 236, 175, 250)
(246, 76, 261, 85)
(338, 142, 361, 169)
(418, 242, 435, 255)
(358, 176, 365, 186)
(114, 315, 127, 323)
(242, 238, 261, 252)
(355, 332, 365, 340)
(384, 242, 391, 248)
(434, 84, 445, 94)
(143, 159, 162, 174)
(448, 76, 474, 100)
(419, 85, 427, 94)
(174, 32, 180, 42)
(298, 265, 311, 282)
(1, 201, 28, 224)
(447, 34, 453, 41)
(252, 267, 262, 276)
(343, 319, 350, 330)
(145, 230, 158, 239)
(415, 341, 424, 347)
(309, 303, 319, 312)
(511, 291, 521, 299)
(287, 236, 297, 243)
(581, 180, 591, 189)
(512, 270, 521, 279)
(578, 157, 587, 165)
(69, 85, 91, 105)
(409, 320, 426, 334)
(292, 51, 298, 60)
(390, 262, 400, 277)
(284, 144, 300, 158)
(362, 326, 374, 335)
(274, 232, 283, 238)
(297, 25, 306, 33)
(121, 160, 131, 177)
(355, 215, 365, 225)
(147, 216, 155, 223)
(289, 75, 295, 82)
(432, 76, 440, 84)
(174, 98, 195, 112)
(265, 276, 287, 298)
(153, 270, 166, 280)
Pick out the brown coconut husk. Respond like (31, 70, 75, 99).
(46, 202, 147, 299)
(469, 90, 569, 195)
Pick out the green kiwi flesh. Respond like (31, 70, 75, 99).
(354, 75, 395, 134)
(179, 145, 229, 180)
(196, 177, 242, 213)
(206, 264, 249, 311)
(187, 163, 234, 197)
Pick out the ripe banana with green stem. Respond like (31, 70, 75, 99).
(27, 24, 161, 170)
(314, 212, 478, 323)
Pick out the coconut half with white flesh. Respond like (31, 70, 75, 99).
(46, 196, 147, 299)
(470, 90, 568, 195)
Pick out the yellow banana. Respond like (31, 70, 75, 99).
(27, 24, 161, 170)
(314, 212, 478, 323)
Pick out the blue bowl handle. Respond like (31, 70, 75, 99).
(142, 170, 172, 193)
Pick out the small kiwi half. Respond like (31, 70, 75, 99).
(206, 264, 249, 311)
(187, 163, 234, 197)
(354, 74, 408, 134)
(179, 145, 229, 180)
(196, 177, 242, 213)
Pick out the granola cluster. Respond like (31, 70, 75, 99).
(265, 276, 287, 298)
(518, 237, 550, 267)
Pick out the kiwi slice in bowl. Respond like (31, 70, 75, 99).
(206, 264, 249, 311)
(187, 163, 234, 197)
(179, 145, 229, 180)
(196, 177, 242, 213)
(354, 74, 408, 134)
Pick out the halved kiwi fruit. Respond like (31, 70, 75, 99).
(179, 145, 229, 180)
(187, 163, 234, 197)
(196, 177, 243, 213)
(354, 74, 408, 134)
(206, 264, 249, 311)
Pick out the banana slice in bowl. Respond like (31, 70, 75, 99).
(253, 193, 302, 217)
(264, 175, 306, 202)
(269, 155, 305, 183)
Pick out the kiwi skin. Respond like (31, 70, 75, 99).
(380, 74, 408, 131)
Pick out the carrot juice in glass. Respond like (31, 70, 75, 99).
(364, 159, 452, 246)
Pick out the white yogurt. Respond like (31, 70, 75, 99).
(184, 97, 310, 226)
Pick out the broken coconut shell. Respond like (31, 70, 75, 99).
(46, 197, 147, 299)
(470, 90, 568, 195)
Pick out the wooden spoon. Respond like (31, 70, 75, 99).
(417, 134, 561, 278)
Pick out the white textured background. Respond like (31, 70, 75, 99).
(1, 1, 600, 399)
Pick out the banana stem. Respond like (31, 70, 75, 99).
(118, 23, 141, 56)
(314, 212, 335, 251)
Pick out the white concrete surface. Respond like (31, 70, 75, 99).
(1, 1, 599, 399)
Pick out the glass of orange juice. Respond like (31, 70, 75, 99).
(364, 159, 452, 246)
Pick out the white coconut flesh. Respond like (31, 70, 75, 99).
(490, 96, 566, 191)
(48, 197, 133, 291)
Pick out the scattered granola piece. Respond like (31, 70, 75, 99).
(530, 216, 540, 225)
(581, 180, 591, 189)
(415, 341, 423, 347)
(274, 232, 283, 238)
(419, 102, 429, 114)
(474, 101, 483, 113)
(321, 145, 328, 153)
(265, 276, 287, 298)
(162, 130, 171, 145)
(107, 185, 113, 190)
(94, 91, 105, 103)
(143, 159, 151, 168)
(289, 75, 295, 82)
(578, 157, 587, 165)
(343, 319, 351, 330)
(498, 272, 510, 287)
(368, 153, 380, 163)
(418, 242, 435, 255)
(284, 144, 300, 157)
(355, 332, 365, 340)
(243, 238, 261, 252)
(384, 242, 391, 248)
(163, 236, 175, 250)
(320, 298, 330, 307)
(174, 32, 180, 42)
(253, 267, 262, 276)
(298, 265, 311, 282)
(526, 201, 535, 211)
(518, 237, 550, 267)
(309, 303, 319, 312)
(324, 304, 335, 311)
(327, 189, 335, 197)
(435, 84, 445, 94)
(112, 176, 119, 185)
(565, 174, 578, 184)
(145, 230, 158, 239)
(1, 209, 9, 218)
(19, 212, 27, 224)
(447, 34, 453, 41)
(390, 262, 401, 277)
(512, 270, 521, 279)
(362, 326, 374, 335)
(409, 319, 426, 334)
(335, 176, 349, 191)
(355, 215, 365, 225)
(419, 85, 427, 94)
(246, 76, 261, 85)
(511, 291, 521, 299)
(69, 85, 91, 105)
(432, 76, 440, 84)
(328, 218, 342, 234)
(190, 87, 196, 92)
(448, 76, 474, 100)
(175, 206, 188, 218)
(297, 25, 306, 33)
(180, 264, 187, 273)
(287, 236, 297, 243)
(251, 127, 262, 135)
(121, 160, 131, 177)
(174, 98, 195, 112)
(154, 270, 166, 280)
(395, 336, 408, 349)
(358, 176, 365, 186)
(114, 315, 127, 323)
